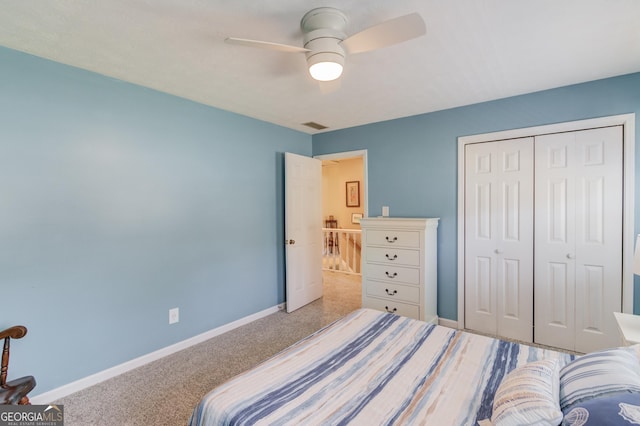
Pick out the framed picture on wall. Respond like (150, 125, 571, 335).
(346, 181, 360, 207)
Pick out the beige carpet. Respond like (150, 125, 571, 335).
(55, 271, 362, 426)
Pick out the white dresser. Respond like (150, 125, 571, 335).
(360, 217, 439, 323)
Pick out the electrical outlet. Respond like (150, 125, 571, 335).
(169, 308, 179, 324)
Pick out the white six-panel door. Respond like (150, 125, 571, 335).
(465, 138, 534, 341)
(534, 127, 623, 352)
(464, 126, 624, 352)
(285, 152, 323, 312)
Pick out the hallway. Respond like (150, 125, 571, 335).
(321, 270, 361, 319)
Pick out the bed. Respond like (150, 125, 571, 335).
(189, 309, 640, 426)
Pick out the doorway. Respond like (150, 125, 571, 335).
(315, 150, 368, 306)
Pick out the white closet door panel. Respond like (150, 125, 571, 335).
(579, 265, 605, 333)
(465, 139, 533, 340)
(573, 126, 623, 353)
(500, 258, 521, 317)
(475, 182, 493, 240)
(473, 256, 494, 314)
(535, 133, 576, 349)
(465, 142, 498, 334)
(535, 126, 623, 352)
(548, 178, 570, 243)
(582, 177, 605, 243)
(537, 260, 575, 348)
(496, 139, 533, 341)
(502, 181, 522, 240)
(548, 262, 571, 327)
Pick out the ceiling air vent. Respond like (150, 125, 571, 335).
(302, 121, 328, 130)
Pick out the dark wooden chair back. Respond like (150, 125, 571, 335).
(0, 326, 35, 405)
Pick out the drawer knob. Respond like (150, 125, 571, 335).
(385, 271, 398, 278)
(385, 236, 398, 243)
(385, 288, 398, 296)
(385, 306, 398, 314)
(385, 254, 398, 260)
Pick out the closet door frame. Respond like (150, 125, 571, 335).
(457, 113, 635, 330)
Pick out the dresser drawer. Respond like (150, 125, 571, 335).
(364, 296, 420, 320)
(365, 281, 420, 303)
(366, 247, 420, 266)
(365, 264, 420, 285)
(365, 230, 420, 248)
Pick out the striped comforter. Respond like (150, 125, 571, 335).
(189, 309, 574, 426)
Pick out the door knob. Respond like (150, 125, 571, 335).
(566, 253, 575, 259)
(494, 249, 502, 254)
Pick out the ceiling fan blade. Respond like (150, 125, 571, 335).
(341, 13, 426, 55)
(225, 37, 309, 53)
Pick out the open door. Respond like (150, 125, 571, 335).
(285, 152, 323, 312)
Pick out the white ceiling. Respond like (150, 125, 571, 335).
(1, 1, 639, 134)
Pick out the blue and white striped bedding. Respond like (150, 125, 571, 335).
(189, 309, 574, 426)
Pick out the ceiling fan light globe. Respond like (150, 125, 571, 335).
(309, 61, 343, 81)
(307, 51, 344, 81)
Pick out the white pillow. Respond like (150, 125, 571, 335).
(559, 346, 640, 413)
(490, 359, 562, 426)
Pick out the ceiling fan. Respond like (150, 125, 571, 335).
(225, 7, 426, 82)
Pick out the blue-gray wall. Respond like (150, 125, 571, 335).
(313, 72, 640, 322)
(3, 43, 640, 396)
(0, 47, 311, 394)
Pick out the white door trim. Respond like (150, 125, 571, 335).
(457, 113, 636, 330)
(314, 149, 369, 219)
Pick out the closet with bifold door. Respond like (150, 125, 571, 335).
(464, 137, 534, 343)
(464, 125, 623, 353)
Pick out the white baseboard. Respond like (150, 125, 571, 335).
(31, 304, 283, 404)
(438, 317, 459, 329)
